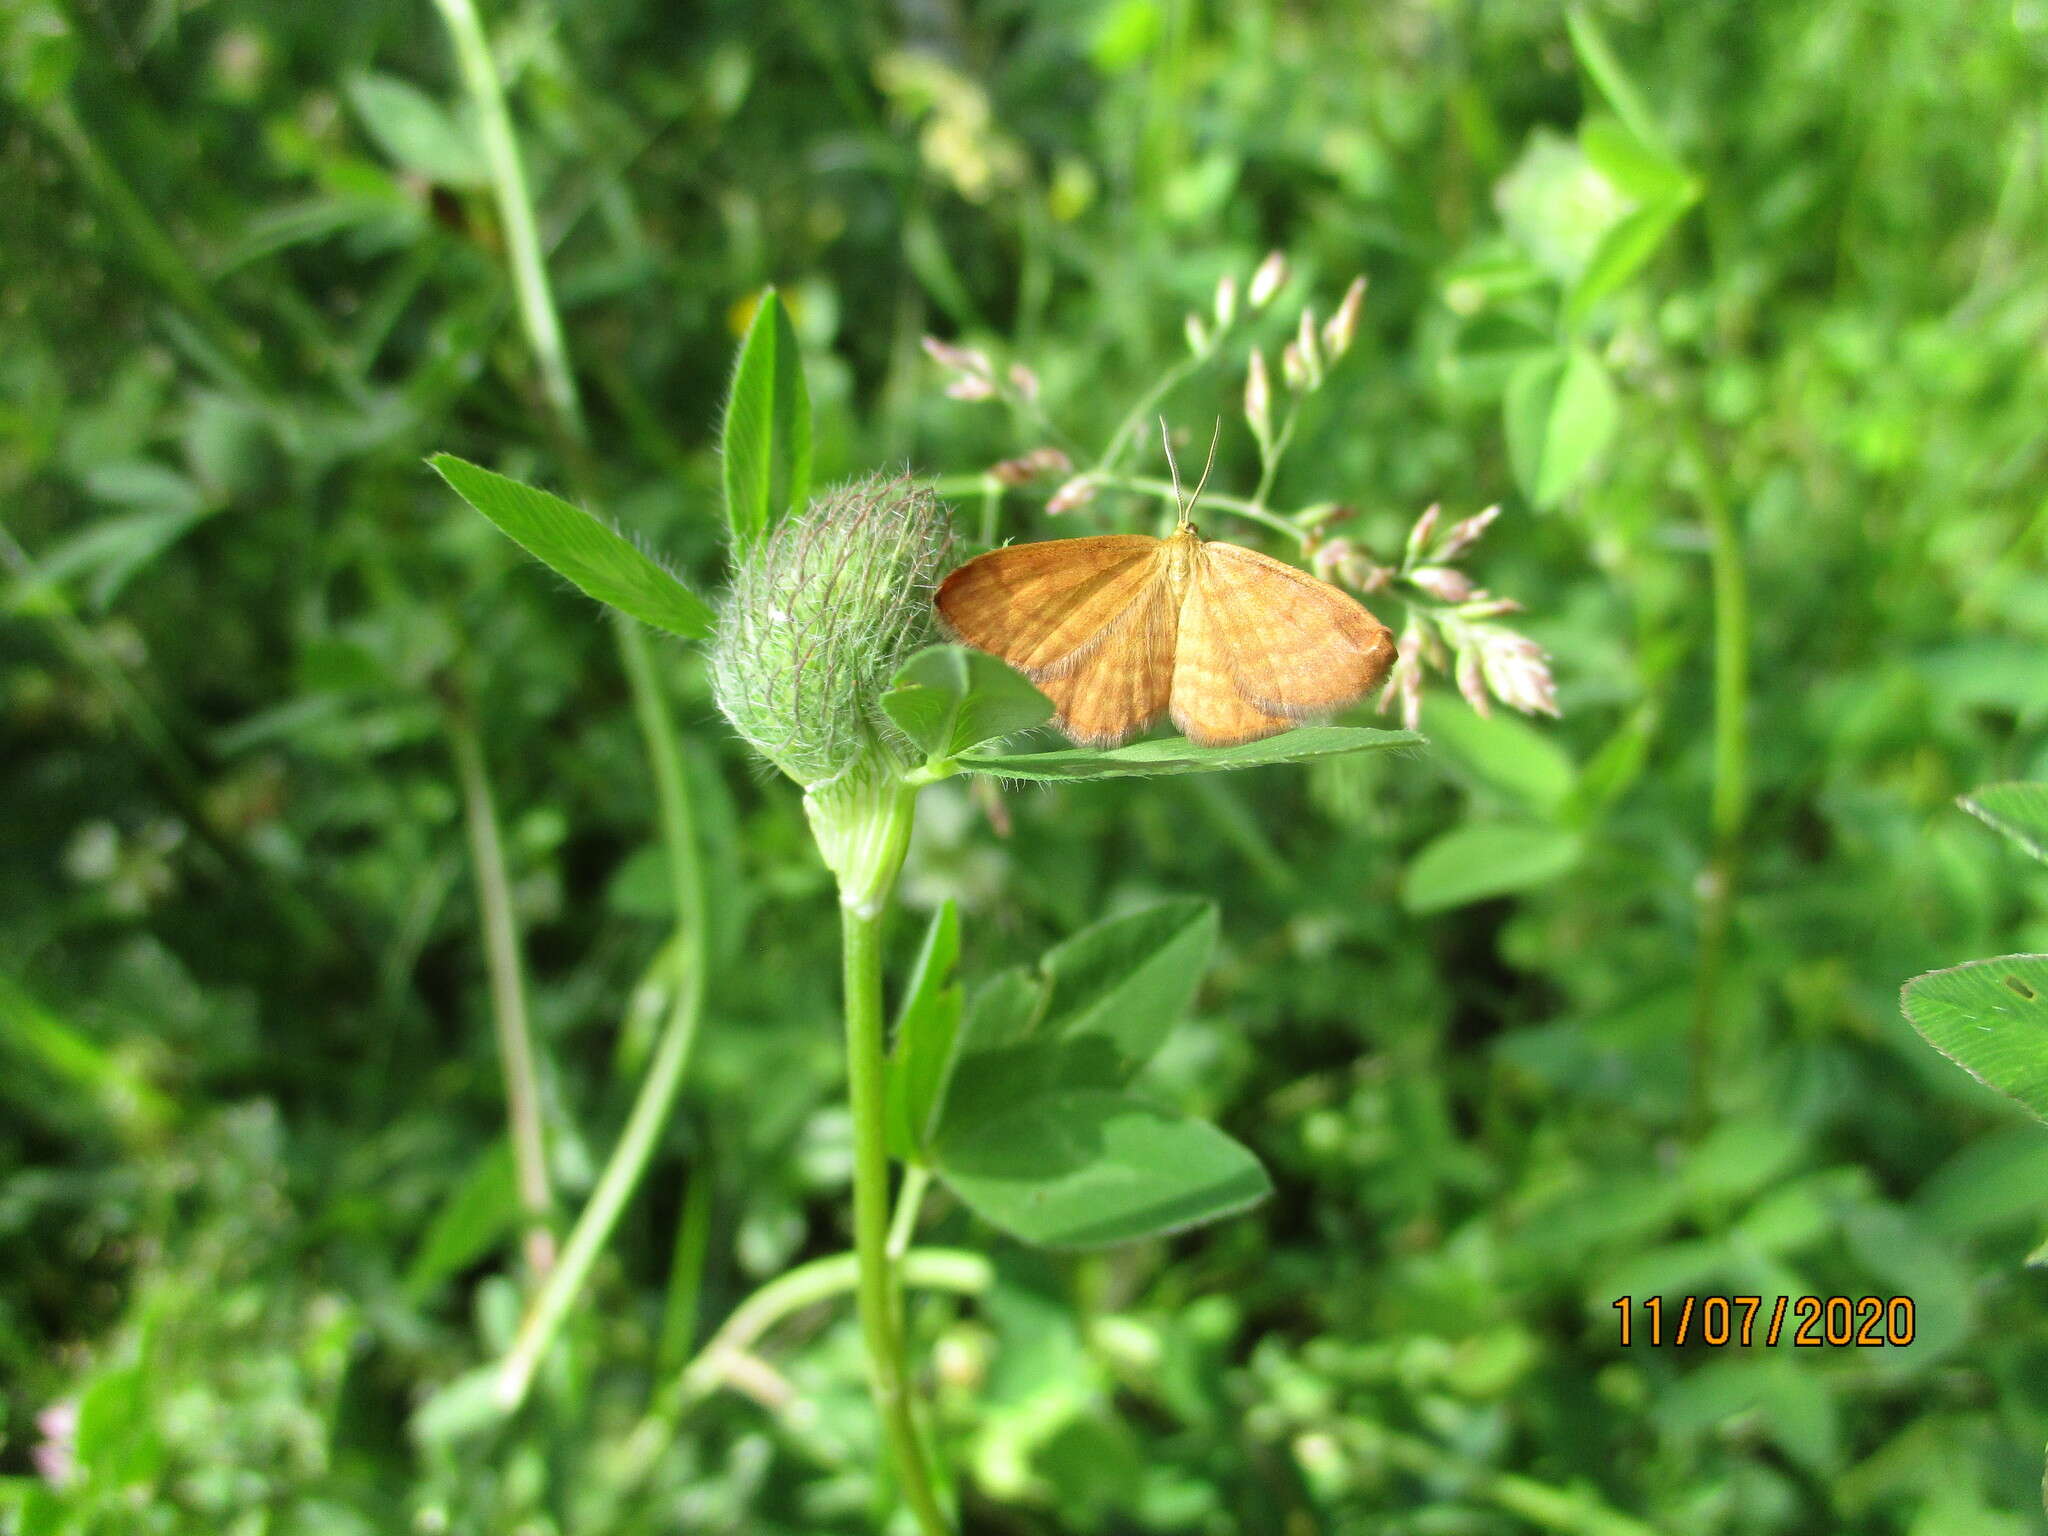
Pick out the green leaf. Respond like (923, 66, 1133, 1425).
(344, 72, 486, 188)
(1564, 196, 1693, 330)
(403, 1140, 518, 1302)
(1422, 699, 1577, 818)
(931, 901, 1217, 1148)
(1504, 346, 1618, 508)
(1038, 898, 1217, 1083)
(958, 725, 1421, 781)
(6, 503, 213, 615)
(1564, 7, 1673, 160)
(1578, 115, 1692, 205)
(1401, 821, 1584, 913)
(1960, 782, 2048, 865)
(883, 645, 1054, 762)
(721, 290, 812, 546)
(932, 968, 1055, 1143)
(431, 455, 713, 639)
(885, 901, 965, 1163)
(934, 1087, 1271, 1248)
(1901, 955, 2048, 1124)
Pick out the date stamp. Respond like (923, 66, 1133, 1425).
(1611, 1295, 1915, 1348)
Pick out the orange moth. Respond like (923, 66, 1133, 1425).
(936, 427, 1397, 748)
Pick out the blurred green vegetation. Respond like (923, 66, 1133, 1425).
(5, 0, 2048, 1531)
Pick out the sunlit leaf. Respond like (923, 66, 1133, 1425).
(1901, 955, 2048, 1123)
(1960, 782, 2048, 866)
(403, 1141, 517, 1302)
(1505, 346, 1618, 508)
(345, 72, 486, 188)
(957, 725, 1421, 781)
(884, 645, 1053, 763)
(934, 1088, 1270, 1248)
(885, 901, 965, 1163)
(721, 290, 812, 547)
(1401, 821, 1584, 913)
(431, 454, 713, 639)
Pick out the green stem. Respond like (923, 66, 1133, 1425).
(448, 713, 555, 1276)
(1251, 399, 1302, 510)
(1677, 415, 1748, 1130)
(493, 618, 709, 1410)
(433, 0, 586, 442)
(887, 1164, 934, 1264)
(617, 1245, 991, 1490)
(1359, 1422, 1661, 1536)
(435, 0, 721, 1400)
(842, 899, 953, 1536)
(1095, 346, 1211, 475)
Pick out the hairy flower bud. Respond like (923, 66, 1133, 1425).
(710, 475, 953, 788)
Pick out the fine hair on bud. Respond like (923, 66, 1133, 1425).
(711, 474, 953, 788)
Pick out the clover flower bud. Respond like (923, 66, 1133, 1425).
(921, 336, 992, 378)
(1455, 647, 1491, 716)
(1214, 273, 1239, 329)
(1046, 475, 1098, 514)
(1248, 250, 1289, 309)
(1322, 276, 1367, 359)
(1408, 565, 1476, 604)
(1007, 362, 1040, 400)
(1402, 503, 1441, 566)
(1295, 306, 1324, 387)
(990, 447, 1072, 486)
(1184, 312, 1211, 355)
(1281, 341, 1310, 394)
(1474, 625, 1560, 718)
(710, 475, 952, 789)
(1377, 640, 1424, 732)
(1433, 504, 1501, 561)
(1245, 348, 1275, 443)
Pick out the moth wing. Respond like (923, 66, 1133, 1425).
(935, 535, 1165, 677)
(1030, 574, 1179, 747)
(1169, 542, 1398, 746)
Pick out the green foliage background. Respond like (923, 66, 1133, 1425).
(6, 0, 2048, 1530)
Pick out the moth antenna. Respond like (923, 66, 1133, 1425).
(1158, 416, 1188, 525)
(1187, 419, 1221, 517)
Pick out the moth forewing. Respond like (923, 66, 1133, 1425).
(934, 535, 1165, 681)
(933, 525, 1398, 750)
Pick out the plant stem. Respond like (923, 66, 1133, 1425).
(436, 0, 720, 1399)
(434, 0, 586, 443)
(448, 712, 555, 1277)
(1096, 351, 1206, 474)
(1677, 415, 1748, 1130)
(618, 1245, 992, 1490)
(842, 899, 953, 1536)
(493, 621, 709, 1409)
